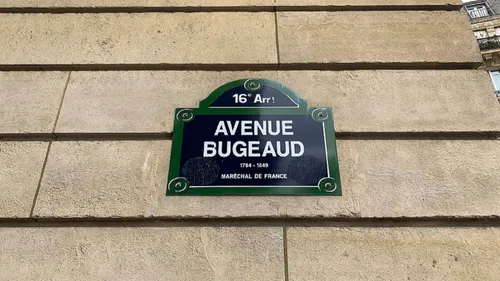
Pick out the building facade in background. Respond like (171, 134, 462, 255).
(465, 0, 500, 98)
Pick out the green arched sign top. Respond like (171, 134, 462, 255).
(199, 78, 308, 112)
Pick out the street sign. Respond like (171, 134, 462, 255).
(166, 79, 342, 196)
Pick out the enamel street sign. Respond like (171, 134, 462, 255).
(166, 79, 342, 196)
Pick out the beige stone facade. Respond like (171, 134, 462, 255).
(1, 1, 500, 280)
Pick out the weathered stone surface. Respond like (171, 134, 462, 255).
(155, 139, 500, 218)
(0, 142, 49, 218)
(276, 0, 461, 7)
(0, 0, 460, 8)
(33, 141, 168, 218)
(56, 71, 277, 134)
(0, 0, 274, 8)
(278, 70, 500, 132)
(278, 11, 481, 64)
(0, 72, 68, 134)
(0, 13, 276, 65)
(0, 226, 284, 281)
(340, 139, 500, 218)
(287, 227, 500, 281)
(33, 140, 500, 218)
(55, 70, 500, 134)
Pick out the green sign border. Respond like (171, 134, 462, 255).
(167, 79, 342, 196)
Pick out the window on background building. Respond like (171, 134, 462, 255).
(474, 29, 489, 39)
(466, 4, 490, 19)
(488, 70, 500, 97)
(495, 27, 500, 36)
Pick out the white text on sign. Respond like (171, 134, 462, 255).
(232, 93, 275, 104)
(203, 120, 305, 158)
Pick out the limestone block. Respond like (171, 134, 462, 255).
(0, 226, 284, 281)
(287, 227, 500, 281)
(0, 0, 274, 8)
(0, 142, 49, 218)
(0, 0, 460, 8)
(33, 140, 500, 219)
(278, 70, 500, 132)
(33, 140, 169, 218)
(277, 11, 481, 64)
(0, 13, 276, 65)
(276, 0, 462, 8)
(56, 71, 278, 134)
(0, 72, 68, 134)
(54, 70, 500, 134)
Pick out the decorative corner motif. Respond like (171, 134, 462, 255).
(168, 177, 189, 193)
(318, 177, 338, 193)
(176, 109, 195, 122)
(311, 108, 331, 122)
(243, 79, 262, 92)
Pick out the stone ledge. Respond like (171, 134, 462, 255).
(49, 70, 500, 134)
(0, 0, 461, 9)
(276, 0, 462, 7)
(288, 227, 500, 281)
(31, 139, 500, 219)
(0, 226, 284, 281)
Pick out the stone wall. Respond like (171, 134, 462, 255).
(1, 1, 500, 280)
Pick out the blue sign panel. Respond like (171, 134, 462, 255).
(167, 79, 341, 196)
